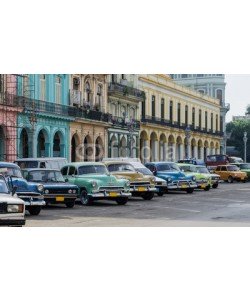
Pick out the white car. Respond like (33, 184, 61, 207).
(0, 175, 25, 226)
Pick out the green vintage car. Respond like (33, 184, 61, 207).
(177, 163, 214, 191)
(61, 162, 131, 205)
(231, 163, 250, 180)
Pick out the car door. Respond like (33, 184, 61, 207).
(220, 166, 228, 180)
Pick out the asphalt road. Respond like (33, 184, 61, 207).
(26, 182, 250, 227)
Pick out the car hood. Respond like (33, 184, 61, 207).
(157, 171, 188, 180)
(110, 171, 151, 182)
(76, 174, 123, 185)
(36, 182, 78, 189)
(0, 193, 24, 204)
(155, 176, 166, 183)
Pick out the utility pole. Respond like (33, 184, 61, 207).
(243, 131, 248, 163)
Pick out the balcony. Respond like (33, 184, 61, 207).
(111, 116, 140, 131)
(108, 82, 145, 101)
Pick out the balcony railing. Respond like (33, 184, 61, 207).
(141, 115, 223, 137)
(111, 116, 140, 130)
(108, 82, 145, 100)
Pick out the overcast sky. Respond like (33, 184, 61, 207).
(225, 74, 250, 122)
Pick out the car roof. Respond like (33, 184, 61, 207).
(22, 168, 60, 172)
(146, 162, 176, 165)
(177, 163, 194, 167)
(15, 158, 67, 161)
(63, 162, 106, 167)
(103, 161, 133, 165)
(0, 162, 20, 168)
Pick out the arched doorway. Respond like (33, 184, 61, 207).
(120, 136, 127, 157)
(140, 131, 149, 163)
(204, 141, 209, 159)
(20, 128, 29, 158)
(198, 139, 203, 159)
(191, 138, 197, 158)
(150, 132, 158, 161)
(176, 136, 183, 160)
(168, 135, 175, 161)
(83, 135, 93, 161)
(159, 133, 167, 161)
(95, 136, 104, 161)
(37, 129, 48, 157)
(110, 135, 118, 158)
(0, 126, 5, 160)
(71, 133, 80, 162)
(53, 131, 64, 157)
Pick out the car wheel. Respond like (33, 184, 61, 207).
(212, 183, 218, 188)
(80, 189, 93, 206)
(228, 176, 234, 183)
(204, 185, 210, 191)
(186, 188, 194, 194)
(65, 201, 75, 208)
(142, 192, 155, 200)
(28, 206, 42, 216)
(157, 192, 164, 197)
(116, 198, 128, 205)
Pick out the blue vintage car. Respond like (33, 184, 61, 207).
(0, 162, 45, 215)
(145, 162, 197, 193)
(22, 169, 78, 208)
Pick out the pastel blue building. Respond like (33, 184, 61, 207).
(17, 74, 74, 160)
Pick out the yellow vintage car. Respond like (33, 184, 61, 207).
(103, 160, 156, 200)
(214, 165, 247, 183)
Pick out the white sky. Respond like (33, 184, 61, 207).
(225, 75, 250, 122)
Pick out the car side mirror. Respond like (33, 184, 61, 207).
(12, 186, 17, 196)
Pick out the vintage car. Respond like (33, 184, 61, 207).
(145, 162, 197, 193)
(14, 157, 68, 170)
(0, 162, 45, 215)
(22, 169, 78, 208)
(126, 159, 168, 196)
(231, 163, 250, 180)
(102, 160, 156, 200)
(61, 162, 131, 205)
(0, 175, 25, 226)
(214, 165, 248, 183)
(178, 163, 221, 190)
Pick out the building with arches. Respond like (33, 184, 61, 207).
(138, 75, 223, 163)
(170, 74, 230, 153)
(69, 74, 110, 162)
(107, 74, 144, 158)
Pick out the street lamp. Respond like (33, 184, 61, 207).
(243, 131, 248, 162)
(185, 126, 191, 159)
(124, 114, 135, 158)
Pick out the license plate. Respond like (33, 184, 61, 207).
(109, 192, 118, 197)
(201, 184, 206, 189)
(181, 185, 187, 189)
(138, 187, 147, 192)
(56, 196, 64, 202)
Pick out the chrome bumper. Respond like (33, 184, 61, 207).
(168, 182, 197, 190)
(130, 186, 157, 192)
(90, 191, 131, 198)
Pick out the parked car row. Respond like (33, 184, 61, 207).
(0, 157, 249, 226)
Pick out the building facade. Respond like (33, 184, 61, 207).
(69, 74, 110, 162)
(17, 74, 73, 160)
(107, 74, 144, 158)
(138, 75, 223, 163)
(170, 74, 230, 153)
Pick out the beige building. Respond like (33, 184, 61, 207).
(138, 74, 223, 162)
(69, 74, 110, 162)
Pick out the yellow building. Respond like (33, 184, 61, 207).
(138, 74, 222, 162)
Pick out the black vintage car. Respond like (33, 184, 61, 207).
(22, 169, 78, 208)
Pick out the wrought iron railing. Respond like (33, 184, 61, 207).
(108, 82, 145, 100)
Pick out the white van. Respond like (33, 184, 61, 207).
(14, 157, 68, 170)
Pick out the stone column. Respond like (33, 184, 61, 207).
(179, 143, 184, 160)
(45, 142, 51, 157)
(144, 139, 150, 163)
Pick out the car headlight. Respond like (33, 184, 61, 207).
(37, 184, 44, 192)
(45, 189, 49, 194)
(192, 176, 196, 181)
(73, 189, 77, 194)
(91, 181, 98, 188)
(68, 189, 73, 194)
(7, 204, 24, 213)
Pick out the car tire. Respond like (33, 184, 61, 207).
(157, 192, 164, 197)
(142, 192, 155, 200)
(228, 176, 234, 183)
(65, 201, 75, 208)
(204, 185, 210, 191)
(80, 189, 93, 206)
(212, 183, 218, 188)
(116, 198, 128, 205)
(186, 188, 194, 194)
(28, 206, 42, 216)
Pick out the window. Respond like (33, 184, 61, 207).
(161, 98, 165, 119)
(97, 84, 102, 106)
(111, 74, 117, 83)
(205, 111, 208, 130)
(216, 114, 218, 131)
(121, 74, 126, 80)
(55, 75, 61, 104)
(68, 166, 76, 176)
(73, 77, 80, 90)
(40, 74, 46, 101)
(177, 103, 181, 125)
(152, 95, 155, 118)
(197, 74, 204, 77)
(199, 109, 202, 128)
(211, 113, 214, 131)
(181, 74, 188, 78)
(220, 116, 223, 131)
(61, 166, 68, 176)
(85, 82, 91, 102)
(169, 101, 173, 123)
(185, 105, 188, 125)
(216, 89, 223, 102)
(192, 107, 195, 127)
(141, 98, 145, 117)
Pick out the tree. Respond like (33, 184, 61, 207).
(226, 120, 250, 161)
(246, 105, 250, 115)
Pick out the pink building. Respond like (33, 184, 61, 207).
(0, 75, 21, 162)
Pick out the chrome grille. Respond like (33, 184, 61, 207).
(99, 186, 124, 192)
(130, 181, 150, 186)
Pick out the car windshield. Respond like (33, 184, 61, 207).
(0, 179, 9, 194)
(180, 165, 196, 172)
(197, 167, 210, 174)
(157, 163, 180, 172)
(78, 165, 108, 175)
(239, 164, 250, 169)
(136, 168, 153, 176)
(107, 164, 135, 172)
(0, 167, 22, 178)
(28, 170, 65, 182)
(16, 161, 39, 168)
(227, 166, 240, 171)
